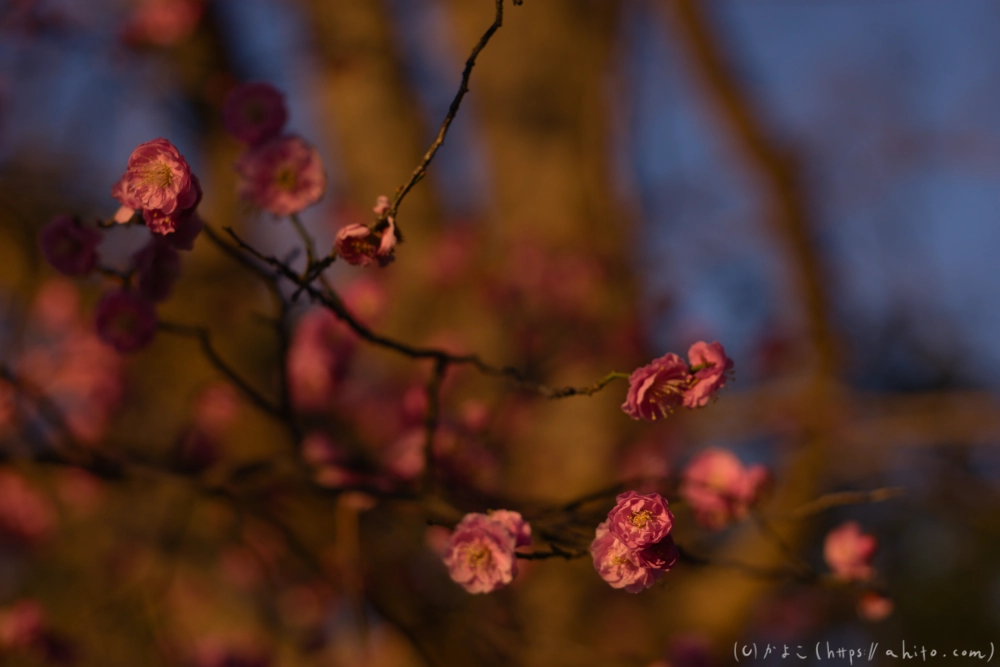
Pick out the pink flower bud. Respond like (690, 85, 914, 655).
(38, 215, 102, 276)
(683, 340, 734, 408)
(679, 448, 769, 530)
(112, 138, 199, 232)
(235, 134, 325, 216)
(222, 82, 288, 145)
(442, 513, 518, 594)
(133, 237, 181, 302)
(590, 521, 662, 593)
(824, 521, 877, 582)
(607, 491, 674, 549)
(621, 353, 688, 421)
(94, 290, 157, 353)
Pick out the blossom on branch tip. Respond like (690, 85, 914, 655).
(824, 521, 877, 582)
(235, 134, 325, 216)
(621, 353, 688, 421)
(38, 215, 102, 276)
(333, 223, 394, 268)
(607, 491, 674, 549)
(679, 448, 769, 530)
(222, 82, 288, 145)
(683, 340, 734, 408)
(94, 290, 157, 353)
(111, 138, 200, 235)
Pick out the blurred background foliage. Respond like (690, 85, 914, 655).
(1, 0, 1000, 665)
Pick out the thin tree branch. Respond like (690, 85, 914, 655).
(389, 0, 509, 220)
(157, 320, 284, 420)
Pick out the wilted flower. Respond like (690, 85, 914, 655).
(235, 134, 325, 216)
(683, 340, 734, 408)
(680, 448, 769, 530)
(442, 513, 520, 594)
(621, 353, 688, 421)
(222, 82, 288, 145)
(607, 491, 674, 549)
(94, 290, 158, 353)
(824, 521, 877, 582)
(38, 215, 102, 276)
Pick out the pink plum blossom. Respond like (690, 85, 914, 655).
(635, 535, 680, 570)
(683, 340, 734, 408)
(679, 448, 770, 530)
(607, 491, 674, 549)
(488, 509, 532, 548)
(38, 215, 102, 276)
(823, 521, 877, 582)
(112, 138, 200, 234)
(133, 237, 181, 302)
(333, 222, 395, 268)
(223, 82, 288, 145)
(621, 353, 688, 421)
(442, 513, 519, 594)
(94, 290, 158, 353)
(0, 600, 44, 649)
(0, 471, 55, 546)
(235, 134, 325, 216)
(590, 520, 662, 593)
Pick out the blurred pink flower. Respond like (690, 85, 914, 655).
(382, 428, 425, 481)
(133, 237, 181, 302)
(621, 353, 688, 421)
(442, 513, 518, 594)
(679, 448, 770, 530)
(120, 0, 203, 47)
(222, 82, 288, 145)
(824, 521, 877, 582)
(286, 309, 344, 413)
(488, 509, 532, 548)
(608, 491, 674, 549)
(112, 138, 199, 234)
(683, 340, 734, 408)
(0, 471, 55, 546)
(590, 520, 661, 593)
(38, 215, 102, 276)
(333, 223, 394, 268)
(235, 135, 325, 216)
(857, 592, 893, 622)
(340, 277, 387, 325)
(94, 290, 158, 353)
(193, 382, 239, 437)
(0, 600, 43, 649)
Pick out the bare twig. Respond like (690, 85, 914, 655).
(389, 0, 509, 220)
(157, 320, 284, 419)
(786, 487, 906, 519)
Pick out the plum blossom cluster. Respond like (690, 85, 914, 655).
(622, 341, 734, 421)
(679, 448, 770, 530)
(442, 510, 531, 594)
(591, 491, 679, 593)
(225, 82, 326, 217)
(38, 138, 204, 353)
(332, 195, 398, 268)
